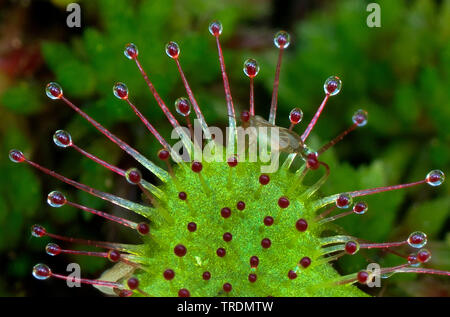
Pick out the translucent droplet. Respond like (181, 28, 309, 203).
(407, 231, 427, 248)
(46, 82, 63, 100)
(113, 82, 128, 100)
(175, 97, 191, 116)
(336, 193, 352, 209)
(165, 41, 180, 59)
(46, 243, 61, 256)
(417, 248, 431, 263)
(209, 21, 223, 36)
(53, 130, 72, 148)
(323, 76, 342, 96)
(426, 170, 445, 186)
(125, 168, 142, 185)
(124, 43, 138, 60)
(289, 108, 303, 124)
(381, 272, 394, 279)
(47, 191, 67, 207)
(243, 59, 259, 78)
(352, 109, 368, 127)
(32, 263, 51, 280)
(353, 201, 368, 215)
(9, 149, 25, 163)
(407, 253, 421, 267)
(31, 224, 46, 237)
(274, 31, 290, 49)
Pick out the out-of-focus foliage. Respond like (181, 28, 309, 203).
(0, 0, 448, 296)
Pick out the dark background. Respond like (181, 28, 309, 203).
(0, 0, 449, 296)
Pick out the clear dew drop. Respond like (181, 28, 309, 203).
(209, 21, 223, 36)
(243, 58, 259, 78)
(53, 130, 72, 148)
(336, 193, 353, 209)
(45, 82, 63, 100)
(274, 31, 290, 49)
(165, 41, 180, 59)
(32, 263, 51, 280)
(45, 243, 61, 256)
(323, 76, 342, 96)
(113, 82, 129, 100)
(175, 97, 191, 116)
(426, 170, 445, 186)
(8, 149, 25, 163)
(47, 191, 67, 208)
(124, 43, 138, 60)
(289, 108, 303, 124)
(407, 231, 428, 249)
(353, 201, 368, 215)
(352, 109, 368, 127)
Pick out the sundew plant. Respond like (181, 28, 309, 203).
(1, 0, 449, 297)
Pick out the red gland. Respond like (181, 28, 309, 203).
(326, 81, 338, 94)
(336, 194, 351, 208)
(187, 222, 197, 232)
(33, 264, 51, 279)
(158, 149, 170, 160)
(227, 156, 238, 167)
(178, 289, 190, 297)
(178, 192, 187, 200)
(300, 257, 311, 268)
(248, 274, 257, 283)
(264, 216, 274, 226)
(165, 41, 180, 59)
(113, 82, 128, 100)
(261, 238, 272, 249)
(202, 271, 211, 280)
(306, 153, 319, 170)
(216, 248, 226, 257)
(126, 169, 141, 184)
(236, 201, 246, 211)
(45, 243, 61, 256)
(288, 270, 297, 280)
(223, 283, 232, 293)
(209, 21, 222, 36)
(250, 256, 259, 268)
(175, 97, 190, 116)
(54, 130, 72, 147)
(118, 290, 133, 297)
(31, 224, 46, 237)
(221, 207, 231, 218)
(259, 174, 270, 185)
(164, 269, 175, 280)
(223, 232, 233, 242)
(295, 219, 308, 232)
(278, 197, 290, 208)
(191, 161, 203, 173)
(9, 150, 25, 163)
(127, 277, 139, 290)
(417, 249, 431, 263)
(137, 222, 149, 235)
(244, 59, 259, 78)
(407, 253, 418, 265)
(124, 43, 138, 60)
(241, 111, 250, 122)
(174, 244, 187, 257)
(345, 241, 358, 255)
(47, 191, 67, 207)
(289, 108, 303, 124)
(357, 271, 369, 284)
(107, 250, 121, 262)
(46, 82, 63, 99)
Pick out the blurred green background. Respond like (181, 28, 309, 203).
(0, 0, 448, 296)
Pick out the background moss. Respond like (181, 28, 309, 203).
(0, 0, 448, 296)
